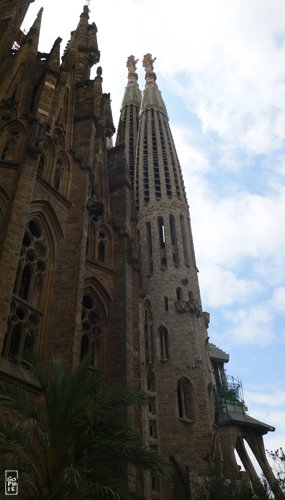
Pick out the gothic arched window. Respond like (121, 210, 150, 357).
(177, 377, 195, 421)
(88, 225, 112, 267)
(2, 218, 49, 361)
(80, 293, 105, 370)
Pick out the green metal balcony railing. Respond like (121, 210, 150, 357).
(214, 376, 247, 414)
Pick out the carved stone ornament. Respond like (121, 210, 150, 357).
(127, 55, 139, 77)
(143, 53, 156, 73)
(175, 299, 202, 317)
(87, 196, 104, 219)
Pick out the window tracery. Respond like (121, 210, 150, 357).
(80, 293, 104, 370)
(87, 224, 112, 266)
(2, 219, 49, 361)
(37, 138, 70, 198)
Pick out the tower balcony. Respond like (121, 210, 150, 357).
(214, 375, 248, 415)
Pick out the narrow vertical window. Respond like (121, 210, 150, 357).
(158, 326, 169, 361)
(177, 377, 194, 420)
(146, 221, 153, 275)
(144, 301, 154, 365)
(158, 216, 165, 248)
(176, 287, 183, 301)
(164, 296, 169, 311)
(158, 216, 167, 269)
(169, 214, 179, 266)
(180, 215, 190, 266)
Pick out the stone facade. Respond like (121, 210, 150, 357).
(0, 4, 282, 500)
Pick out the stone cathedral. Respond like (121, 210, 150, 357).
(0, 2, 282, 499)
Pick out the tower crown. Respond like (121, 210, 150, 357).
(135, 55, 186, 209)
(115, 55, 142, 185)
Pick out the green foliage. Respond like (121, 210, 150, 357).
(267, 448, 285, 493)
(197, 460, 272, 500)
(0, 357, 171, 499)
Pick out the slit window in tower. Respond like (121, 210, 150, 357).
(158, 216, 165, 248)
(149, 421, 158, 439)
(143, 112, 149, 203)
(177, 377, 195, 420)
(176, 287, 183, 301)
(146, 221, 153, 275)
(165, 126, 182, 199)
(158, 326, 169, 361)
(164, 296, 169, 311)
(144, 303, 154, 365)
(158, 114, 172, 198)
(169, 214, 179, 266)
(128, 104, 135, 185)
(151, 110, 161, 199)
(147, 371, 156, 392)
(180, 215, 190, 266)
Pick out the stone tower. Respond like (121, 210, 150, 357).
(116, 54, 283, 499)
(0, 4, 282, 500)
(116, 53, 215, 498)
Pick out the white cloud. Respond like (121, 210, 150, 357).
(223, 306, 275, 345)
(18, 0, 285, 472)
(23, 0, 285, 157)
(171, 124, 211, 176)
(246, 389, 285, 409)
(187, 186, 285, 270)
(199, 263, 262, 308)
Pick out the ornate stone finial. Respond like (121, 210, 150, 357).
(127, 55, 139, 79)
(143, 53, 156, 74)
(96, 66, 102, 77)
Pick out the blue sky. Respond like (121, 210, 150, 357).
(23, 0, 285, 460)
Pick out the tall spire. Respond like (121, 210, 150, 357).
(25, 7, 43, 52)
(132, 56, 215, 499)
(135, 54, 186, 210)
(116, 56, 142, 185)
(120, 55, 142, 110)
(28, 7, 43, 35)
(140, 53, 168, 117)
(62, 5, 99, 82)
